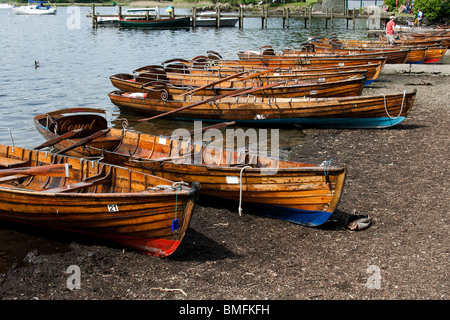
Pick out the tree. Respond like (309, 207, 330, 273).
(411, 0, 442, 20)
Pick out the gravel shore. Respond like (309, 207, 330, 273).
(0, 69, 448, 303)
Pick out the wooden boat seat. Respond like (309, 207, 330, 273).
(42, 170, 112, 193)
(84, 137, 122, 151)
(0, 156, 30, 168)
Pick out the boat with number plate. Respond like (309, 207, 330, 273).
(0, 143, 199, 257)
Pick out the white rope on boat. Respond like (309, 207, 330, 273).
(383, 90, 407, 120)
(238, 165, 252, 216)
(147, 181, 188, 192)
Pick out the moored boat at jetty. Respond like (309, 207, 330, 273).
(117, 7, 190, 28)
(33, 108, 347, 227)
(0, 143, 199, 257)
(194, 11, 238, 27)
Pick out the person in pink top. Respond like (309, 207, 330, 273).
(385, 16, 396, 45)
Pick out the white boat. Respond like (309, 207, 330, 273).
(96, 7, 159, 26)
(0, 1, 13, 9)
(12, 1, 56, 15)
(194, 11, 238, 27)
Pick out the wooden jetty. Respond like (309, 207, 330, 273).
(88, 4, 359, 30)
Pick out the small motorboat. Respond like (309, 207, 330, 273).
(194, 11, 238, 27)
(12, 1, 56, 15)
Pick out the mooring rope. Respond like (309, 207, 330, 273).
(238, 165, 252, 216)
(147, 181, 188, 192)
(383, 90, 406, 120)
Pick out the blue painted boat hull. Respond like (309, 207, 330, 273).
(170, 116, 407, 129)
(199, 196, 333, 227)
(243, 202, 334, 227)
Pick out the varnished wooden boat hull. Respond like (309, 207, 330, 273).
(229, 55, 388, 70)
(0, 144, 199, 257)
(34, 109, 347, 226)
(164, 69, 369, 85)
(210, 58, 385, 85)
(135, 61, 383, 85)
(244, 47, 410, 64)
(421, 46, 448, 63)
(313, 44, 427, 64)
(311, 39, 447, 64)
(312, 37, 443, 48)
(110, 73, 366, 98)
(108, 89, 416, 128)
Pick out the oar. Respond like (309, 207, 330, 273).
(0, 163, 70, 178)
(34, 129, 83, 150)
(137, 82, 283, 123)
(56, 129, 110, 154)
(180, 71, 247, 96)
(137, 87, 250, 122)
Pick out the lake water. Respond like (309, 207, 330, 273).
(0, 6, 373, 270)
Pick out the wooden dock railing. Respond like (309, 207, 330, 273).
(88, 4, 358, 30)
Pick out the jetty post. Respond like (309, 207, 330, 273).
(91, 3, 96, 28)
(239, 7, 244, 28)
(192, 7, 197, 28)
(216, 7, 220, 28)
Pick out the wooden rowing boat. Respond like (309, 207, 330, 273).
(0, 143, 200, 257)
(134, 60, 379, 85)
(311, 37, 443, 47)
(317, 46, 427, 65)
(233, 54, 388, 71)
(109, 71, 366, 98)
(33, 108, 347, 227)
(311, 45, 427, 64)
(107, 87, 416, 128)
(311, 38, 447, 64)
(134, 55, 384, 86)
(384, 33, 450, 48)
(240, 45, 410, 64)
